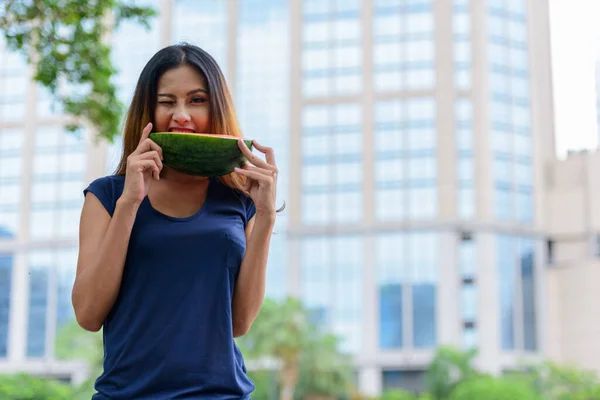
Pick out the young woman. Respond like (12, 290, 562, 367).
(71, 43, 279, 399)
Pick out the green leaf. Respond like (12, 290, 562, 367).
(0, 0, 157, 143)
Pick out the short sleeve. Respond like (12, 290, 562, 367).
(245, 196, 256, 224)
(83, 175, 123, 216)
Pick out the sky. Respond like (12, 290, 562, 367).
(549, 0, 600, 157)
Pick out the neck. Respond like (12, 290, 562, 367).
(160, 166, 211, 186)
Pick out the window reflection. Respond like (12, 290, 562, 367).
(30, 127, 86, 239)
(302, 0, 362, 97)
(373, 0, 435, 92)
(0, 254, 11, 357)
(302, 103, 363, 225)
(497, 235, 537, 352)
(374, 98, 437, 221)
(377, 232, 437, 349)
(488, 1, 533, 223)
(301, 236, 363, 354)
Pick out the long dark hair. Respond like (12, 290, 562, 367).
(114, 43, 247, 194)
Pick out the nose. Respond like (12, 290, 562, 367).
(172, 106, 191, 125)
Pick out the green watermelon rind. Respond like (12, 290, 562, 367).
(149, 132, 254, 177)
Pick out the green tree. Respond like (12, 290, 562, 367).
(294, 332, 355, 399)
(0, 373, 73, 399)
(54, 319, 103, 399)
(238, 297, 357, 400)
(0, 0, 156, 142)
(379, 389, 418, 400)
(424, 346, 479, 399)
(238, 297, 312, 400)
(515, 361, 600, 400)
(448, 376, 538, 400)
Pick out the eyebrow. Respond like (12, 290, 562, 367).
(158, 88, 208, 98)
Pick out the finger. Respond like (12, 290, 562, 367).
(243, 176, 252, 191)
(234, 167, 274, 183)
(240, 164, 277, 178)
(139, 122, 152, 144)
(252, 140, 277, 167)
(137, 160, 161, 180)
(238, 139, 272, 170)
(133, 137, 163, 159)
(137, 151, 163, 171)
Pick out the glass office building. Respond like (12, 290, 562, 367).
(0, 0, 556, 394)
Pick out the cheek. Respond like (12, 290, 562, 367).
(154, 108, 170, 131)
(191, 108, 210, 130)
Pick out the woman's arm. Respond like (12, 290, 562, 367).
(231, 211, 276, 337)
(72, 123, 163, 332)
(71, 195, 140, 332)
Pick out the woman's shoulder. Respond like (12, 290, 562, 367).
(211, 178, 256, 225)
(83, 174, 126, 216)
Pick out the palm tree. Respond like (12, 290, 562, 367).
(238, 297, 357, 400)
(295, 332, 355, 399)
(238, 297, 312, 400)
(423, 346, 479, 399)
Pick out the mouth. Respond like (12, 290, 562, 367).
(168, 127, 197, 133)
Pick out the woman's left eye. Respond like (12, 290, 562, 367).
(191, 97, 206, 103)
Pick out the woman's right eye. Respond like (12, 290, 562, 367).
(159, 101, 175, 105)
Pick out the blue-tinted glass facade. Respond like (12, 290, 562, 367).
(460, 234, 477, 348)
(0, 254, 11, 358)
(27, 268, 48, 357)
(26, 249, 78, 358)
(0, 38, 27, 123)
(453, 0, 471, 90)
(301, 236, 362, 354)
(497, 235, 537, 351)
(373, 0, 435, 92)
(302, 0, 362, 97)
(488, 0, 533, 223)
(374, 98, 437, 220)
(456, 99, 474, 219)
(172, 0, 229, 77)
(379, 284, 403, 349)
(377, 232, 437, 350)
(0, 127, 22, 237)
(301, 104, 363, 225)
(237, 0, 290, 299)
(29, 126, 86, 240)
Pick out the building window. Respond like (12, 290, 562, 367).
(453, 0, 471, 89)
(302, 104, 363, 225)
(488, 0, 533, 224)
(374, 98, 437, 221)
(302, 0, 362, 97)
(0, 254, 11, 358)
(26, 249, 78, 359)
(459, 233, 477, 348)
(377, 232, 438, 350)
(301, 235, 363, 354)
(373, 0, 435, 92)
(497, 235, 537, 351)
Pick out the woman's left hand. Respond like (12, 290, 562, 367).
(234, 139, 278, 217)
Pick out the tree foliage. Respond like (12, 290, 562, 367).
(0, 0, 156, 142)
(448, 377, 538, 400)
(423, 346, 479, 399)
(0, 373, 73, 399)
(237, 297, 356, 400)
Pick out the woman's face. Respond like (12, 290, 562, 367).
(154, 64, 210, 134)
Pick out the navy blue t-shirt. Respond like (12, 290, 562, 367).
(83, 174, 256, 399)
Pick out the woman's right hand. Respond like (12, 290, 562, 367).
(121, 122, 163, 205)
